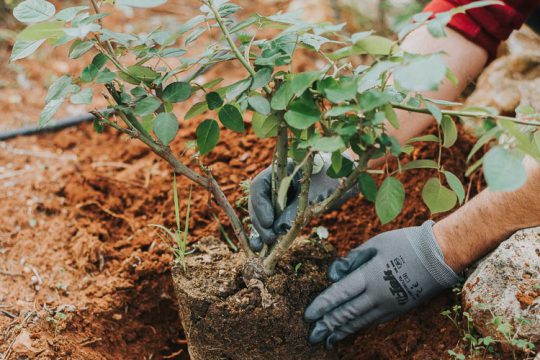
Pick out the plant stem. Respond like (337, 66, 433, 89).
(310, 152, 370, 216)
(274, 117, 289, 214)
(206, 0, 271, 95)
(89, 0, 117, 57)
(391, 103, 540, 127)
(263, 152, 314, 271)
(263, 151, 371, 272)
(103, 85, 254, 257)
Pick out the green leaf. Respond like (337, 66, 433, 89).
(270, 81, 294, 110)
(153, 113, 179, 145)
(394, 55, 447, 91)
(45, 75, 73, 102)
(159, 47, 187, 58)
(291, 71, 322, 97)
(14, 0, 56, 23)
(308, 136, 345, 153)
(326, 156, 353, 178)
(401, 159, 438, 171)
(251, 67, 273, 90)
(516, 104, 535, 115)
(406, 134, 440, 144)
(252, 113, 278, 138)
(55, 6, 89, 22)
(441, 115, 458, 148)
(10, 39, 46, 61)
(483, 147, 527, 191)
(384, 104, 400, 129)
(81, 64, 98, 83)
(134, 96, 162, 116)
(184, 27, 206, 45)
(224, 78, 252, 102)
(443, 171, 465, 205)
(359, 90, 392, 112)
(63, 23, 100, 39)
(17, 21, 64, 41)
(118, 71, 140, 85)
(196, 119, 220, 155)
(95, 69, 116, 84)
(319, 77, 357, 103)
(70, 88, 93, 104)
(325, 105, 361, 117)
(375, 177, 405, 225)
(284, 98, 321, 130)
(331, 35, 396, 60)
(39, 99, 63, 126)
(218, 104, 245, 132)
(202, 77, 224, 90)
(357, 61, 394, 93)
(498, 119, 540, 158)
(126, 65, 160, 83)
(247, 95, 271, 115)
(91, 53, 108, 69)
(162, 81, 192, 103)
(426, 102, 442, 124)
(140, 114, 154, 133)
(422, 178, 457, 214)
(185, 101, 208, 120)
(358, 172, 377, 203)
(93, 118, 105, 133)
(331, 151, 343, 173)
(68, 40, 94, 59)
(115, 0, 167, 8)
(206, 92, 224, 110)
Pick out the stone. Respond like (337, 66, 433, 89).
(462, 227, 540, 353)
(465, 27, 540, 115)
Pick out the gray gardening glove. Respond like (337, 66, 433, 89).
(305, 220, 460, 348)
(248, 153, 357, 251)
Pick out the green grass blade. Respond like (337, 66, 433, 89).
(173, 173, 181, 232)
(212, 213, 238, 252)
(182, 184, 193, 250)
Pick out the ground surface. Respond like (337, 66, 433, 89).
(0, 1, 499, 359)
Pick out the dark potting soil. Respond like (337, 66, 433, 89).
(172, 237, 337, 360)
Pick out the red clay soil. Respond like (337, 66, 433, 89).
(0, 1, 492, 359)
(0, 112, 485, 360)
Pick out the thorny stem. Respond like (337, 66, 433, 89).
(392, 103, 540, 127)
(206, 0, 272, 95)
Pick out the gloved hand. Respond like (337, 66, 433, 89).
(305, 220, 460, 348)
(248, 152, 358, 251)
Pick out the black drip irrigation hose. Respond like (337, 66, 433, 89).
(0, 110, 108, 141)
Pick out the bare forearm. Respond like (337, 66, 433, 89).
(434, 157, 540, 272)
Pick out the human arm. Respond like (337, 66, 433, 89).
(434, 156, 540, 272)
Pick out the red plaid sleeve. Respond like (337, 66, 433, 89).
(424, 0, 540, 59)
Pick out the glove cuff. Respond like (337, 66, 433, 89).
(407, 220, 461, 288)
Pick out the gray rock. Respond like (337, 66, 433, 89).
(465, 27, 540, 115)
(462, 227, 540, 354)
